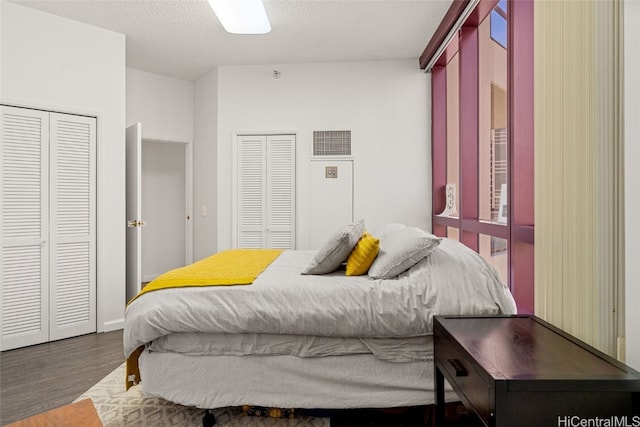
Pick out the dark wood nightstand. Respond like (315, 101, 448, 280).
(434, 315, 640, 427)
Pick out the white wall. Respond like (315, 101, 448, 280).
(193, 68, 219, 260)
(1, 1, 126, 331)
(217, 60, 430, 250)
(126, 68, 194, 142)
(624, 0, 640, 370)
(126, 68, 195, 275)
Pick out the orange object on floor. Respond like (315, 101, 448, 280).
(5, 398, 102, 427)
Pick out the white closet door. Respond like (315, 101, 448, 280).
(0, 106, 50, 351)
(237, 134, 295, 249)
(266, 135, 295, 249)
(238, 135, 267, 248)
(49, 112, 96, 340)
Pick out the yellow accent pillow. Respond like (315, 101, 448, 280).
(346, 232, 380, 276)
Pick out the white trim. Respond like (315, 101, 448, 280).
(186, 141, 194, 265)
(101, 318, 124, 332)
(0, 99, 100, 119)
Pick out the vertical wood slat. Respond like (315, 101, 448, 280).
(594, 0, 623, 355)
(534, 0, 622, 356)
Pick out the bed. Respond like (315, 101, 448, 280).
(123, 221, 517, 416)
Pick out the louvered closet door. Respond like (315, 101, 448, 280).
(238, 135, 267, 248)
(266, 135, 295, 249)
(49, 113, 96, 341)
(237, 134, 295, 249)
(0, 106, 50, 350)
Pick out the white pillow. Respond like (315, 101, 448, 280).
(368, 227, 441, 279)
(302, 219, 365, 275)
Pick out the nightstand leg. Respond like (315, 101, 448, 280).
(435, 365, 445, 426)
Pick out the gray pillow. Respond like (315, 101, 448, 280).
(373, 223, 406, 240)
(302, 219, 365, 275)
(368, 227, 442, 279)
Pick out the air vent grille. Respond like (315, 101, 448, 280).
(313, 130, 351, 156)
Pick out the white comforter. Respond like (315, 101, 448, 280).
(124, 238, 517, 358)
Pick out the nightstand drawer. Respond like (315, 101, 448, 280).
(437, 336, 492, 425)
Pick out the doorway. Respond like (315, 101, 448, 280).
(126, 123, 193, 301)
(141, 140, 191, 282)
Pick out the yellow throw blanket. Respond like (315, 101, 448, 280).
(125, 248, 283, 389)
(127, 248, 283, 304)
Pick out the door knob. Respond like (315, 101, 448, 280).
(127, 220, 146, 228)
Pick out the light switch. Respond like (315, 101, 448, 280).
(325, 166, 338, 179)
(201, 205, 208, 217)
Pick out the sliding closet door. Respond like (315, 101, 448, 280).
(49, 112, 96, 341)
(0, 106, 50, 350)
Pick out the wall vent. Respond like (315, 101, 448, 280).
(313, 130, 351, 156)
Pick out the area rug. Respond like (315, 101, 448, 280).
(75, 363, 329, 426)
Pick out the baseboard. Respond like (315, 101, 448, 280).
(101, 318, 124, 332)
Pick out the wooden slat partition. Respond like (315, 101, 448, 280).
(534, 0, 623, 357)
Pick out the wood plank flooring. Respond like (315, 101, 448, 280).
(0, 331, 474, 427)
(0, 330, 124, 425)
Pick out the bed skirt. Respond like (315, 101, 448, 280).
(139, 349, 458, 410)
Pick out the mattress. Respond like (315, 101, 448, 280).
(125, 239, 517, 358)
(148, 333, 433, 363)
(139, 350, 459, 410)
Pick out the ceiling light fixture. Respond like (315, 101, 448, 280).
(207, 0, 272, 35)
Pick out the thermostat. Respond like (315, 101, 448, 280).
(325, 166, 338, 178)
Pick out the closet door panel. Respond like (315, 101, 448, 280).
(266, 135, 295, 249)
(0, 106, 50, 350)
(238, 135, 267, 248)
(49, 113, 96, 340)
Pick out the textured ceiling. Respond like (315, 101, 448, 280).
(9, 0, 452, 81)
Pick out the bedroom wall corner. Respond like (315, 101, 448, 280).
(0, 1, 126, 332)
(624, 0, 640, 370)
(193, 67, 219, 260)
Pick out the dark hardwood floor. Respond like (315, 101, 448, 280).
(0, 329, 124, 425)
(0, 330, 474, 427)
